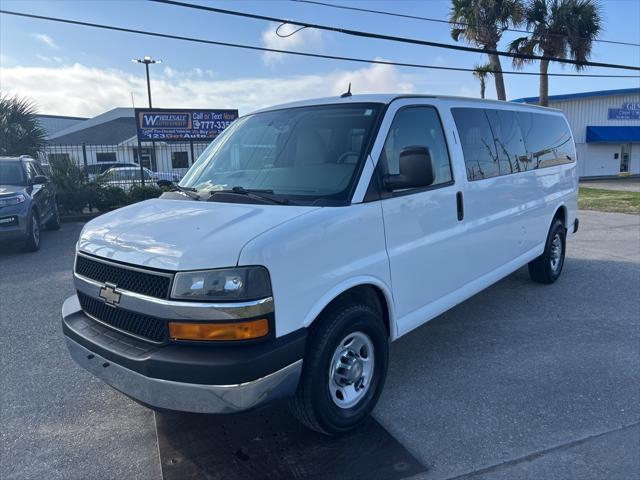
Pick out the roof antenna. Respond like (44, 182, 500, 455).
(340, 82, 352, 98)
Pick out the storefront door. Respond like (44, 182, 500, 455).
(620, 144, 631, 173)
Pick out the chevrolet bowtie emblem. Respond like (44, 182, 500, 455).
(99, 283, 121, 307)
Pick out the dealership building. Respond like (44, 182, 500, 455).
(513, 88, 640, 178)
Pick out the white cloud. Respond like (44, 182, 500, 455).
(261, 22, 324, 65)
(32, 33, 60, 50)
(0, 62, 418, 117)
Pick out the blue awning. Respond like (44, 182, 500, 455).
(586, 126, 640, 143)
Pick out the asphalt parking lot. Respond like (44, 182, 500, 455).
(1, 210, 639, 480)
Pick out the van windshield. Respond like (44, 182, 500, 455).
(179, 103, 382, 205)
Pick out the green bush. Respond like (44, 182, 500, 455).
(127, 184, 163, 204)
(50, 156, 89, 213)
(92, 185, 128, 212)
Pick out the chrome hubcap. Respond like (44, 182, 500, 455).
(550, 233, 562, 272)
(329, 331, 374, 409)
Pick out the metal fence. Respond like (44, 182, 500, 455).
(44, 141, 209, 189)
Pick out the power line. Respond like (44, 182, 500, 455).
(1, 9, 638, 79)
(149, 0, 640, 71)
(293, 0, 640, 48)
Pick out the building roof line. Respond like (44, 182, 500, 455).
(512, 88, 640, 104)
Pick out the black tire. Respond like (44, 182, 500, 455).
(528, 219, 566, 284)
(289, 301, 388, 436)
(46, 203, 61, 230)
(24, 210, 41, 252)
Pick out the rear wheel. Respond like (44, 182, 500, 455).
(289, 301, 388, 435)
(24, 211, 41, 252)
(528, 219, 566, 284)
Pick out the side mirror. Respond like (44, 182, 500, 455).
(384, 146, 434, 191)
(32, 175, 49, 185)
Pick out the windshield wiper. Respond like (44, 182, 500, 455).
(208, 186, 289, 205)
(170, 184, 200, 200)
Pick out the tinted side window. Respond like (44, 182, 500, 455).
(451, 108, 499, 181)
(484, 110, 528, 174)
(381, 106, 452, 186)
(516, 113, 574, 168)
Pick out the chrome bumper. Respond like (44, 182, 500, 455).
(65, 336, 302, 414)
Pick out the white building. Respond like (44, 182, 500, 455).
(513, 88, 640, 178)
(45, 108, 209, 176)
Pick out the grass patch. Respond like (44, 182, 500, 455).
(579, 187, 640, 214)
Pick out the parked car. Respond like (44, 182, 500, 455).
(0, 156, 61, 251)
(86, 162, 139, 181)
(62, 95, 578, 435)
(97, 166, 181, 191)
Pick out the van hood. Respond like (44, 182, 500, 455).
(78, 198, 318, 271)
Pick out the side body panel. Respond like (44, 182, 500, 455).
(238, 202, 393, 338)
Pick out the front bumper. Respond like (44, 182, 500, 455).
(0, 205, 28, 242)
(62, 295, 306, 413)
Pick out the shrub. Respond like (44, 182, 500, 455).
(93, 185, 128, 212)
(127, 184, 163, 204)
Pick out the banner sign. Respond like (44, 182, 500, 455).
(608, 102, 640, 120)
(135, 108, 239, 141)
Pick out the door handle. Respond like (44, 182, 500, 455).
(456, 191, 464, 221)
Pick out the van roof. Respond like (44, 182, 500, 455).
(251, 94, 561, 115)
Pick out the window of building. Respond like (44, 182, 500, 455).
(451, 108, 499, 181)
(171, 151, 189, 169)
(96, 152, 117, 163)
(484, 110, 528, 174)
(380, 106, 452, 187)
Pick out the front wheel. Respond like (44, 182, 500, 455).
(24, 211, 41, 252)
(528, 219, 566, 284)
(289, 301, 388, 435)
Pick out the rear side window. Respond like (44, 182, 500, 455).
(381, 106, 452, 186)
(451, 108, 499, 181)
(452, 108, 574, 181)
(516, 112, 574, 168)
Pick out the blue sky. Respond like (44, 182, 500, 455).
(1, 0, 639, 116)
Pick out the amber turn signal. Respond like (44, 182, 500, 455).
(168, 318, 269, 341)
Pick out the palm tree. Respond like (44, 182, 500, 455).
(451, 0, 524, 101)
(507, 0, 601, 106)
(0, 94, 47, 158)
(473, 63, 494, 98)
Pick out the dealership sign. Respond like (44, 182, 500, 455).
(135, 108, 239, 141)
(608, 102, 640, 120)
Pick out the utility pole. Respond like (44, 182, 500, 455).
(132, 56, 161, 172)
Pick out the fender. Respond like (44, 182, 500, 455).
(301, 275, 397, 339)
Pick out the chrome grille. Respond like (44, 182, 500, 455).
(75, 254, 171, 299)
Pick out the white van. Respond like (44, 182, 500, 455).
(62, 94, 578, 435)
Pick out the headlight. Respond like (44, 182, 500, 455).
(171, 266, 271, 301)
(0, 194, 26, 208)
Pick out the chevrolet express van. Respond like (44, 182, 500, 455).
(62, 94, 578, 435)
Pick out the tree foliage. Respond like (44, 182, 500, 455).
(0, 94, 47, 158)
(507, 0, 601, 105)
(450, 0, 524, 100)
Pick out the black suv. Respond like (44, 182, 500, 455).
(0, 156, 61, 251)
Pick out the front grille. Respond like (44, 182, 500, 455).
(75, 254, 171, 299)
(77, 291, 166, 343)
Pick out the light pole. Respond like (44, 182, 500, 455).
(132, 56, 161, 108)
(132, 56, 161, 173)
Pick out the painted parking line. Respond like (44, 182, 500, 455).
(156, 404, 425, 480)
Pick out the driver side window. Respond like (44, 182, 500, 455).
(381, 106, 452, 186)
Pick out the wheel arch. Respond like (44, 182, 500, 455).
(553, 204, 567, 227)
(302, 278, 396, 339)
